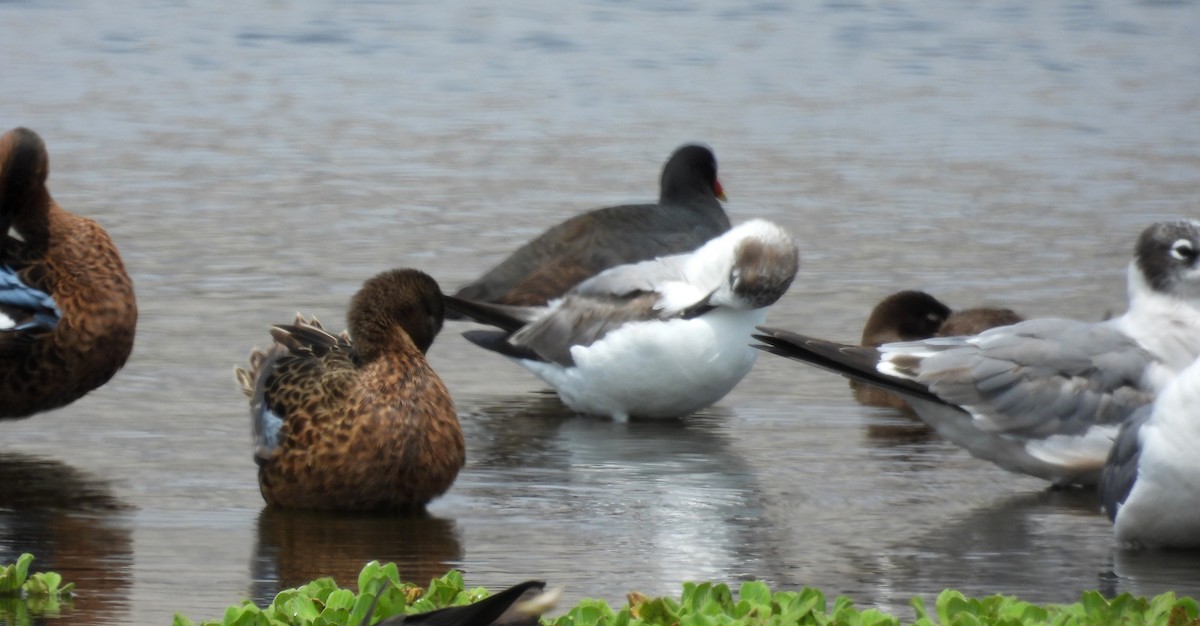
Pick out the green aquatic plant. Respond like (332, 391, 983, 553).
(174, 564, 494, 626)
(0, 553, 75, 621)
(179, 563, 1199, 626)
(909, 589, 1200, 626)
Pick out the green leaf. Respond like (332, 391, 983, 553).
(323, 588, 357, 612)
(564, 601, 610, 626)
(911, 596, 933, 622)
(740, 581, 773, 609)
(1079, 590, 1109, 620)
(683, 582, 732, 616)
(154, 562, 1200, 626)
(640, 597, 681, 624)
(936, 590, 969, 625)
(0, 553, 33, 594)
(680, 612, 716, 626)
(281, 592, 321, 621)
(357, 561, 383, 594)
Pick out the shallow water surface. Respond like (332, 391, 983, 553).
(1, 0, 1199, 624)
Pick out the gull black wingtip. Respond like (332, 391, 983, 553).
(751, 326, 942, 404)
(750, 343, 803, 361)
(751, 326, 813, 354)
(461, 329, 546, 363)
(753, 325, 802, 340)
(444, 295, 533, 333)
(366, 580, 551, 626)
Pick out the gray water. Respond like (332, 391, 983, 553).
(1, 0, 1199, 624)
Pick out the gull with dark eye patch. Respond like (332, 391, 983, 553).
(754, 220, 1200, 487)
(852, 290, 1024, 410)
(448, 219, 799, 421)
(449, 144, 730, 315)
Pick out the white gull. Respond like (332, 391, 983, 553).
(1100, 353, 1200, 549)
(448, 219, 799, 421)
(754, 219, 1200, 487)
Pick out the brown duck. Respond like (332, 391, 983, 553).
(853, 290, 1023, 410)
(450, 144, 730, 312)
(0, 127, 137, 419)
(235, 269, 463, 512)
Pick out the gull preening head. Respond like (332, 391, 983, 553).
(672, 219, 799, 316)
(726, 219, 800, 310)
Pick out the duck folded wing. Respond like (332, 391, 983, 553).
(0, 266, 59, 347)
(242, 318, 359, 462)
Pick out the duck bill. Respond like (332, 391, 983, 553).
(714, 178, 727, 202)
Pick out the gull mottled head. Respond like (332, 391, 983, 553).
(1133, 219, 1200, 301)
(697, 219, 799, 313)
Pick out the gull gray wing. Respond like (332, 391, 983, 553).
(755, 319, 1158, 486)
(884, 318, 1156, 485)
(1099, 404, 1152, 522)
(447, 289, 670, 367)
(508, 291, 667, 366)
(891, 318, 1156, 437)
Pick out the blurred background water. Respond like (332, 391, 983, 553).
(1, 0, 1198, 624)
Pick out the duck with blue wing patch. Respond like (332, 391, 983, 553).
(0, 127, 137, 419)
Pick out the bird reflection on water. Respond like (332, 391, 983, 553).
(0, 452, 133, 623)
(250, 507, 463, 604)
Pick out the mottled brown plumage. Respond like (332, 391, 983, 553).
(0, 127, 137, 419)
(235, 269, 463, 512)
(853, 290, 1023, 410)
